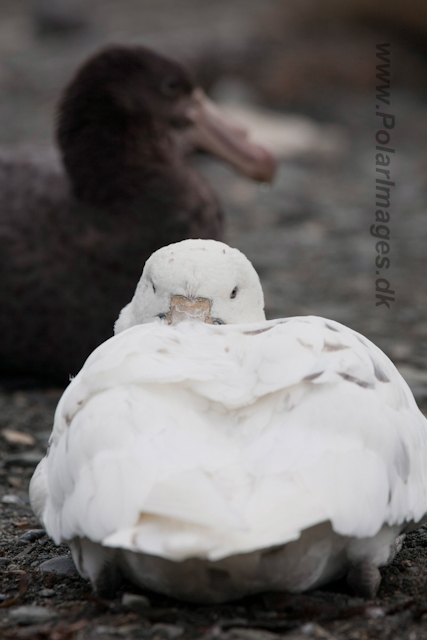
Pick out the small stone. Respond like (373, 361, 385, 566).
(406, 566, 420, 574)
(365, 607, 385, 619)
(299, 623, 338, 639)
(95, 627, 120, 636)
(5, 452, 44, 467)
(9, 605, 58, 625)
(2, 494, 23, 505)
(346, 598, 364, 607)
(150, 624, 184, 639)
(122, 592, 151, 612)
(14, 545, 33, 558)
(118, 625, 143, 637)
(39, 589, 56, 598)
(1, 429, 36, 446)
(39, 556, 77, 575)
(18, 529, 46, 542)
(0, 558, 11, 566)
(226, 629, 282, 640)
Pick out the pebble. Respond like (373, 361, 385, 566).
(18, 529, 46, 542)
(225, 629, 282, 640)
(346, 598, 365, 607)
(39, 556, 77, 575)
(1, 494, 23, 504)
(0, 557, 11, 566)
(299, 623, 338, 639)
(364, 607, 385, 619)
(14, 545, 33, 558)
(1, 428, 36, 446)
(9, 605, 58, 625)
(122, 592, 151, 612)
(95, 626, 118, 636)
(118, 625, 145, 636)
(39, 588, 56, 598)
(150, 624, 184, 639)
(5, 452, 44, 467)
(95, 626, 142, 637)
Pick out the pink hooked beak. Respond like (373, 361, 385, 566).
(184, 89, 277, 183)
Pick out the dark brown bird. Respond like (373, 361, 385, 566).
(0, 45, 275, 386)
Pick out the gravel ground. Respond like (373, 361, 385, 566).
(1, 2, 427, 639)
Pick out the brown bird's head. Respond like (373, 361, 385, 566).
(57, 45, 276, 206)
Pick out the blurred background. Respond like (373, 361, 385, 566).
(1, 3, 427, 631)
(0, 0, 427, 400)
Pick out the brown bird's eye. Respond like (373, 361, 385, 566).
(161, 76, 183, 98)
(230, 287, 238, 299)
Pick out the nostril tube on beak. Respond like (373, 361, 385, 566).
(167, 295, 212, 325)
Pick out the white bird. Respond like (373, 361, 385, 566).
(30, 239, 427, 603)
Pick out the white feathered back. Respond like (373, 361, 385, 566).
(31, 316, 427, 562)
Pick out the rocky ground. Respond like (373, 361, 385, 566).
(1, 1, 427, 639)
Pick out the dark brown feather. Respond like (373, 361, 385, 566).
(0, 46, 222, 384)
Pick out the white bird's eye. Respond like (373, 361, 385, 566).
(230, 287, 238, 299)
(212, 318, 225, 325)
(152, 282, 156, 293)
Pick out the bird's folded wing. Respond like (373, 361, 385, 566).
(30, 317, 427, 561)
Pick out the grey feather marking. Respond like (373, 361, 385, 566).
(338, 372, 374, 389)
(356, 334, 370, 348)
(297, 337, 314, 350)
(369, 355, 390, 383)
(325, 322, 340, 332)
(303, 371, 324, 381)
(323, 341, 349, 352)
(244, 327, 273, 336)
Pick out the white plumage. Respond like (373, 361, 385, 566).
(30, 240, 427, 602)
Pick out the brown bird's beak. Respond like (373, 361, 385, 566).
(183, 89, 277, 183)
(165, 295, 218, 325)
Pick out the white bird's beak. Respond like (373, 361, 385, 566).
(166, 295, 213, 325)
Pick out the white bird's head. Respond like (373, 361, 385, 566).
(115, 239, 265, 332)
